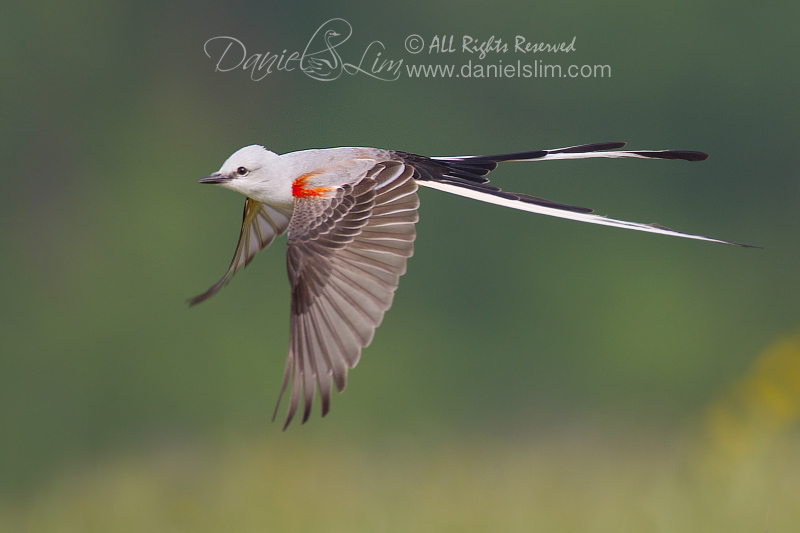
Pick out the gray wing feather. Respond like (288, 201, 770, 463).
(275, 161, 419, 428)
(189, 199, 292, 305)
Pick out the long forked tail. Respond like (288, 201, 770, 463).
(432, 141, 709, 164)
(396, 142, 758, 248)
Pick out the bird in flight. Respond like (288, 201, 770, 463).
(190, 142, 753, 428)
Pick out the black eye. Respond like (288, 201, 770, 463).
(236, 166, 248, 176)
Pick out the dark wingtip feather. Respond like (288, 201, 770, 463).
(731, 242, 763, 249)
(186, 284, 220, 307)
(631, 150, 709, 162)
(321, 395, 330, 418)
(274, 359, 295, 429)
(276, 403, 293, 431)
(556, 141, 627, 153)
(281, 397, 298, 431)
(302, 397, 313, 424)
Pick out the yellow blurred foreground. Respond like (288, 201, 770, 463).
(1, 425, 797, 533)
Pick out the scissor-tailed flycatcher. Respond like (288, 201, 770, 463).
(191, 142, 754, 428)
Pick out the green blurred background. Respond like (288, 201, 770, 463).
(2, 1, 799, 530)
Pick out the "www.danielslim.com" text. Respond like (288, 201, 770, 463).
(405, 60, 611, 79)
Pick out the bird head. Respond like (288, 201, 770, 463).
(199, 145, 286, 204)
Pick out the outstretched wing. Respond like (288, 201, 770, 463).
(189, 199, 293, 305)
(277, 161, 419, 428)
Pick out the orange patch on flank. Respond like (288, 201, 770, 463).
(292, 172, 333, 198)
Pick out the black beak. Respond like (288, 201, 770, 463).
(198, 172, 231, 184)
